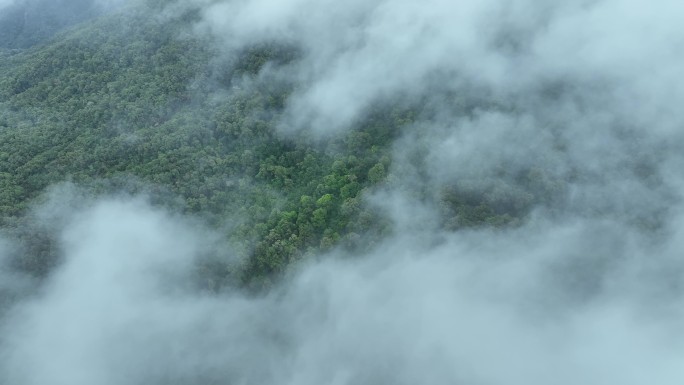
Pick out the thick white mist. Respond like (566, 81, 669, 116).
(198, 0, 684, 137)
(2, 198, 684, 384)
(3, 0, 684, 384)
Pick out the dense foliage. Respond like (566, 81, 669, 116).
(0, 4, 538, 289)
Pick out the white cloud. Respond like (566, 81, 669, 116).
(198, 0, 684, 142)
(3, 199, 684, 384)
(4, 1, 684, 383)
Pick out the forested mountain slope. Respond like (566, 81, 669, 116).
(3, 1, 684, 384)
(0, 2, 529, 288)
(0, 0, 122, 49)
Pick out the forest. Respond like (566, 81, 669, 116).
(2, 1, 684, 384)
(0, 0, 536, 290)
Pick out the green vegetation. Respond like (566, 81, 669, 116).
(0, 4, 543, 289)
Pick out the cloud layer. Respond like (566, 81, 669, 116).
(2, 197, 684, 384)
(198, 0, 684, 137)
(2, 0, 684, 384)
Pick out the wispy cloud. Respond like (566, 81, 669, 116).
(3, 0, 684, 383)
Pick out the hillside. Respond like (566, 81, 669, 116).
(0, 2, 527, 289)
(3, 1, 684, 384)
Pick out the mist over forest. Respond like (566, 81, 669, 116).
(1, 0, 684, 383)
